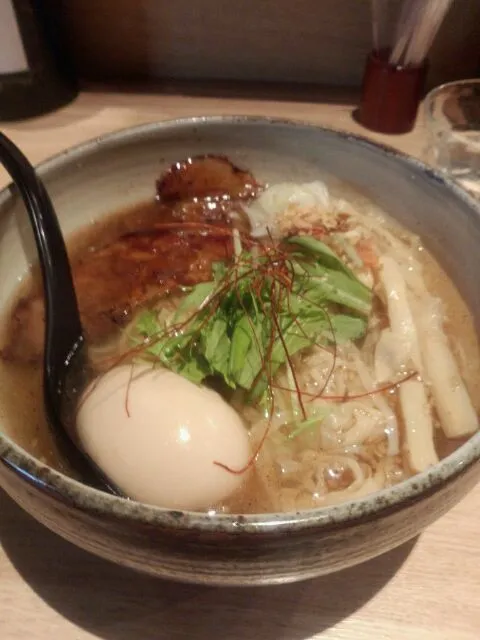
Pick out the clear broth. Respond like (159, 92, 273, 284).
(0, 198, 479, 509)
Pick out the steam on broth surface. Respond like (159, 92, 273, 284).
(0, 155, 479, 514)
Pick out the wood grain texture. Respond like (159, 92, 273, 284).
(0, 87, 479, 639)
(58, 0, 480, 88)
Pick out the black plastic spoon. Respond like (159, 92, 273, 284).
(0, 131, 118, 494)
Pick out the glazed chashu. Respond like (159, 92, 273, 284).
(2, 156, 260, 363)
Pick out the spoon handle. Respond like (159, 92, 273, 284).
(0, 132, 123, 496)
(0, 133, 98, 480)
(0, 132, 83, 378)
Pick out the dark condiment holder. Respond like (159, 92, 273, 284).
(357, 49, 428, 135)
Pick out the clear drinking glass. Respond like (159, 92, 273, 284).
(424, 79, 480, 198)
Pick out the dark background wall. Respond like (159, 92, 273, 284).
(60, 0, 480, 89)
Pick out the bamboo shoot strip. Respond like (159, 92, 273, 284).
(400, 380, 439, 472)
(418, 300, 478, 438)
(379, 256, 422, 371)
(380, 256, 438, 471)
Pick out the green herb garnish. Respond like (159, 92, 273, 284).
(131, 234, 372, 403)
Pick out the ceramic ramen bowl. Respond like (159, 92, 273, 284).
(0, 117, 479, 586)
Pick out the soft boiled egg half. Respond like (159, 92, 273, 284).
(76, 364, 251, 510)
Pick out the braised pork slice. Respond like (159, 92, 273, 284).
(2, 156, 261, 363)
(3, 225, 232, 363)
(156, 155, 260, 203)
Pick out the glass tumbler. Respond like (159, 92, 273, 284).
(424, 79, 480, 198)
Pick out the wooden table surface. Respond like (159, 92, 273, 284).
(0, 88, 479, 640)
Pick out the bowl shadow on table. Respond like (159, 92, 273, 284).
(0, 488, 416, 640)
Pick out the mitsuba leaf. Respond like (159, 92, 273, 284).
(286, 235, 357, 279)
(249, 315, 319, 400)
(292, 262, 371, 315)
(202, 316, 234, 385)
(131, 232, 374, 401)
(327, 314, 367, 343)
(135, 309, 161, 336)
(173, 281, 216, 321)
(176, 355, 210, 384)
(229, 314, 254, 382)
(235, 317, 265, 390)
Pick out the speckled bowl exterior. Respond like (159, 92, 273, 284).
(0, 117, 479, 586)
